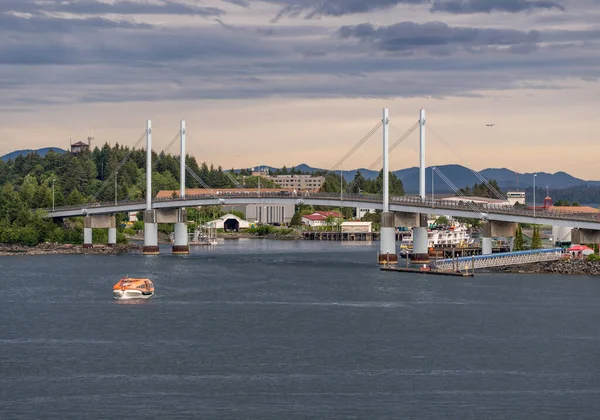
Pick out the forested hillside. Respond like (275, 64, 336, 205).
(0, 144, 256, 245)
(0, 143, 407, 246)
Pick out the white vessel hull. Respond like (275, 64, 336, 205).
(113, 290, 155, 300)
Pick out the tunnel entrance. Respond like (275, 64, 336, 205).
(223, 218, 240, 232)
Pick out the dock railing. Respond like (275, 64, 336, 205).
(434, 248, 564, 271)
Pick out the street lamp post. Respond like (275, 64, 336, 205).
(115, 171, 118, 206)
(533, 173, 537, 218)
(52, 178, 55, 211)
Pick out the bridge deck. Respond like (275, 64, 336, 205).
(38, 192, 600, 230)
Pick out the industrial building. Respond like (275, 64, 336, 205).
(250, 168, 325, 192)
(227, 204, 295, 226)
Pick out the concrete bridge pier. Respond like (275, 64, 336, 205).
(379, 212, 398, 264)
(108, 217, 117, 246)
(481, 221, 518, 255)
(571, 229, 600, 247)
(108, 228, 117, 246)
(84, 216, 93, 248)
(173, 209, 189, 255)
(143, 210, 159, 255)
(172, 120, 189, 255)
(411, 214, 430, 264)
(83, 215, 117, 248)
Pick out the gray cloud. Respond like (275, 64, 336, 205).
(267, 0, 427, 20)
(0, 0, 599, 111)
(0, 12, 153, 34)
(2, 0, 224, 17)
(338, 22, 540, 54)
(430, 0, 565, 14)
(223, 0, 251, 6)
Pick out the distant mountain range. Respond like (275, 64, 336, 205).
(249, 163, 600, 194)
(2, 147, 597, 195)
(1, 147, 66, 162)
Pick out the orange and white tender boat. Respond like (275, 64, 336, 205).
(113, 277, 155, 300)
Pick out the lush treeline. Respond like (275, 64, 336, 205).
(528, 185, 600, 206)
(0, 143, 266, 246)
(320, 169, 405, 196)
(0, 144, 253, 207)
(459, 180, 503, 199)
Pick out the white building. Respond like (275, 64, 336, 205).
(252, 171, 325, 192)
(507, 191, 526, 205)
(552, 225, 571, 245)
(205, 214, 250, 232)
(228, 204, 295, 225)
(356, 207, 376, 219)
(341, 221, 372, 233)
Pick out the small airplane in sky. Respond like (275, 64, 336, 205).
(486, 123, 495, 127)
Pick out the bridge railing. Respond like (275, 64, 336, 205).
(38, 192, 600, 224)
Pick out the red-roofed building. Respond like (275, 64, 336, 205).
(530, 195, 600, 215)
(301, 211, 343, 227)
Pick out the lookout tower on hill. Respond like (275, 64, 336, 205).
(70, 136, 93, 155)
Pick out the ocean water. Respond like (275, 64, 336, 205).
(1, 240, 599, 419)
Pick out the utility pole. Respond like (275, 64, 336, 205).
(533, 173, 537, 218)
(115, 171, 118, 206)
(52, 178, 55, 211)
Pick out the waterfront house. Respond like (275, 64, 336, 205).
(301, 211, 343, 227)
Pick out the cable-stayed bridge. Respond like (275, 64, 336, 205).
(45, 192, 600, 231)
(36, 110, 600, 262)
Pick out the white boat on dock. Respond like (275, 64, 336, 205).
(189, 227, 218, 246)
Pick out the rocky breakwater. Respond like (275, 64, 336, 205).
(0, 242, 141, 256)
(488, 258, 600, 275)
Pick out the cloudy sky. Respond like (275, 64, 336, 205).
(1, 0, 599, 179)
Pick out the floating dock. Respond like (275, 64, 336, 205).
(380, 266, 474, 277)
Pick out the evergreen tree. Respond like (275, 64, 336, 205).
(531, 225, 542, 249)
(514, 225, 524, 251)
(459, 179, 502, 199)
(290, 212, 302, 226)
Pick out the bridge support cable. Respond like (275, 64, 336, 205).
(172, 155, 220, 199)
(432, 166, 486, 218)
(318, 120, 383, 182)
(116, 130, 182, 202)
(428, 124, 506, 202)
(223, 171, 245, 189)
(88, 130, 147, 204)
(345, 120, 419, 193)
(179, 130, 242, 195)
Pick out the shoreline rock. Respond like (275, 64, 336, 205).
(0, 242, 141, 256)
(486, 259, 600, 275)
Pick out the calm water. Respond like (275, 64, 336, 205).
(1, 240, 600, 419)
